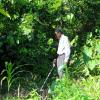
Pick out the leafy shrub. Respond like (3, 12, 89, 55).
(70, 32, 100, 78)
(0, 0, 100, 99)
(48, 75, 100, 100)
(26, 89, 40, 100)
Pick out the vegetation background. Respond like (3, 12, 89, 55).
(0, 0, 100, 100)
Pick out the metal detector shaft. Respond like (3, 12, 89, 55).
(40, 65, 55, 91)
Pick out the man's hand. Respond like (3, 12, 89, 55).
(53, 59, 57, 67)
(64, 58, 68, 64)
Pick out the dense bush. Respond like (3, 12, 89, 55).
(48, 74, 100, 100)
(0, 0, 100, 99)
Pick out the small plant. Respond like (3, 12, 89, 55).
(1, 62, 13, 92)
(26, 89, 40, 100)
(1, 62, 24, 92)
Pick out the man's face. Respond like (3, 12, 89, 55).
(55, 32, 61, 40)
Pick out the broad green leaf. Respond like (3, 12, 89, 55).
(67, 13, 74, 21)
(51, 48, 56, 54)
(83, 46, 92, 58)
(0, 8, 11, 18)
(70, 35, 78, 46)
(47, 38, 53, 45)
(88, 60, 96, 70)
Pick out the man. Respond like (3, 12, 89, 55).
(53, 28, 71, 78)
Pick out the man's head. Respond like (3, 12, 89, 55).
(55, 28, 63, 40)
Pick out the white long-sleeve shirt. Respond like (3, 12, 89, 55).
(57, 34, 71, 63)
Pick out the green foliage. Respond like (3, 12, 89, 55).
(70, 32, 100, 77)
(1, 62, 15, 92)
(26, 89, 40, 100)
(7, 34, 15, 46)
(47, 0, 62, 13)
(83, 33, 100, 71)
(48, 75, 100, 100)
(47, 38, 53, 46)
(78, 76, 100, 100)
(1, 62, 24, 92)
(0, 8, 11, 18)
(19, 13, 33, 39)
(0, 3, 11, 18)
(0, 0, 100, 99)
(3, 96, 20, 100)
